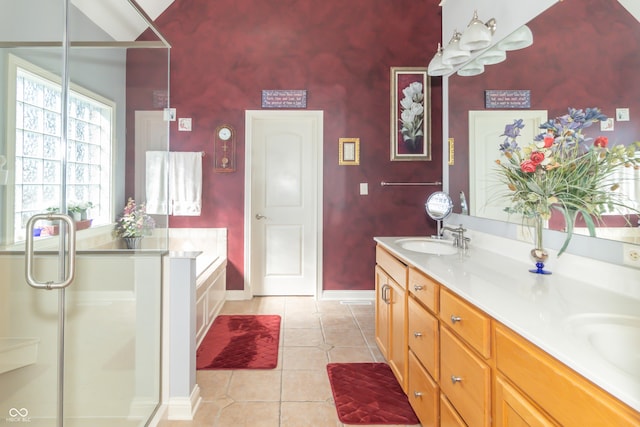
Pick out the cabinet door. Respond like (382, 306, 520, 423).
(441, 393, 467, 427)
(388, 277, 408, 392)
(375, 265, 390, 360)
(495, 375, 558, 427)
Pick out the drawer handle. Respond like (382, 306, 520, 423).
(413, 332, 423, 338)
(451, 375, 462, 384)
(413, 285, 423, 291)
(413, 391, 423, 398)
(450, 315, 462, 324)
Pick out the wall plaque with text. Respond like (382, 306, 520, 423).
(485, 90, 531, 109)
(261, 90, 307, 108)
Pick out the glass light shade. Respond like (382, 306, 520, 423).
(498, 25, 533, 51)
(457, 61, 484, 77)
(441, 31, 471, 66)
(427, 43, 453, 76)
(459, 11, 493, 51)
(476, 47, 506, 65)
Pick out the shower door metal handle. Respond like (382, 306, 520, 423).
(25, 213, 77, 290)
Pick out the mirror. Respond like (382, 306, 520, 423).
(447, 0, 640, 246)
(426, 191, 453, 237)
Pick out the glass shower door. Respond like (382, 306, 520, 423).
(0, 0, 171, 425)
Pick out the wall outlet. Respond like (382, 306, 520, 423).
(623, 243, 640, 268)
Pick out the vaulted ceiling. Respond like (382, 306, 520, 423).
(72, 0, 174, 41)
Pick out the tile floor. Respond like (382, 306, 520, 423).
(157, 296, 421, 427)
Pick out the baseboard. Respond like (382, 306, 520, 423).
(320, 290, 375, 301)
(167, 385, 202, 420)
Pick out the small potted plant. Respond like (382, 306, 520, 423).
(113, 198, 155, 249)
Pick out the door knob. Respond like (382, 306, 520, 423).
(255, 214, 267, 220)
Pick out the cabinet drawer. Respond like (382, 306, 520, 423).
(408, 350, 438, 427)
(376, 246, 407, 288)
(495, 325, 640, 427)
(440, 326, 491, 427)
(440, 288, 491, 358)
(408, 267, 439, 313)
(441, 393, 467, 427)
(408, 295, 438, 379)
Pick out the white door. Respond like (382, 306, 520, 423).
(245, 110, 323, 296)
(469, 110, 548, 222)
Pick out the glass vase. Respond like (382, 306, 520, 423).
(529, 215, 551, 275)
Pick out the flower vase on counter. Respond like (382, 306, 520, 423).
(123, 237, 142, 250)
(529, 215, 551, 275)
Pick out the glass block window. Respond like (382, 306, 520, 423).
(11, 59, 113, 242)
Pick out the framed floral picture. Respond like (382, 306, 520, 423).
(390, 67, 431, 161)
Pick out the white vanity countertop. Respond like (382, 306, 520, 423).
(374, 235, 640, 413)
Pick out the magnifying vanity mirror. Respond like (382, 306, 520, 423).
(425, 191, 454, 237)
(446, 0, 640, 256)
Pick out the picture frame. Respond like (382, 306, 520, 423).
(338, 138, 360, 165)
(390, 67, 431, 161)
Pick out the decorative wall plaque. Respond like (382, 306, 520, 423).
(485, 90, 531, 109)
(261, 90, 307, 108)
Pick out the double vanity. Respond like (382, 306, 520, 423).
(374, 232, 640, 426)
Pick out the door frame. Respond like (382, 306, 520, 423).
(243, 110, 324, 299)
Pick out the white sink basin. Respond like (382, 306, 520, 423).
(395, 238, 458, 255)
(564, 313, 640, 377)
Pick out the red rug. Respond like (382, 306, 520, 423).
(196, 315, 281, 369)
(327, 363, 419, 425)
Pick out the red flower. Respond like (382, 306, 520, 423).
(543, 136, 554, 148)
(530, 151, 545, 165)
(594, 136, 608, 148)
(520, 160, 537, 173)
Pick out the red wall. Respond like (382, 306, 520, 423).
(449, 0, 640, 227)
(130, 0, 444, 291)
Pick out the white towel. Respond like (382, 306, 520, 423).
(145, 151, 169, 215)
(169, 152, 202, 216)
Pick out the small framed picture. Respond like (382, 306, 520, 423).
(339, 138, 360, 165)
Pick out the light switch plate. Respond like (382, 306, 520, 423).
(359, 183, 368, 195)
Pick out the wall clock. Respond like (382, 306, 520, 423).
(213, 124, 236, 172)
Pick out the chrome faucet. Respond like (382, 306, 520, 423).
(441, 224, 470, 249)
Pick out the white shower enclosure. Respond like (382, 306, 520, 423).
(0, 1, 170, 426)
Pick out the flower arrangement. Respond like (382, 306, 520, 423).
(496, 107, 640, 255)
(399, 82, 424, 151)
(113, 198, 155, 238)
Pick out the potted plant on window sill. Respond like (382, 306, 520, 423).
(67, 201, 94, 230)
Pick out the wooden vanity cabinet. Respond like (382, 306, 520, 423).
(495, 325, 640, 427)
(374, 244, 640, 427)
(375, 246, 408, 391)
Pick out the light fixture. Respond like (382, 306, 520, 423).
(457, 61, 484, 77)
(458, 11, 497, 51)
(497, 25, 533, 51)
(441, 31, 471, 66)
(476, 47, 506, 66)
(427, 43, 454, 76)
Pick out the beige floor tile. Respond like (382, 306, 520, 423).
(323, 327, 367, 347)
(283, 327, 324, 346)
(319, 313, 357, 329)
(227, 370, 282, 402)
(283, 313, 321, 329)
(280, 401, 342, 427)
(282, 346, 329, 370)
(215, 401, 281, 427)
(360, 327, 378, 348)
(281, 369, 333, 402)
(196, 370, 232, 400)
(327, 346, 375, 363)
(316, 300, 351, 314)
